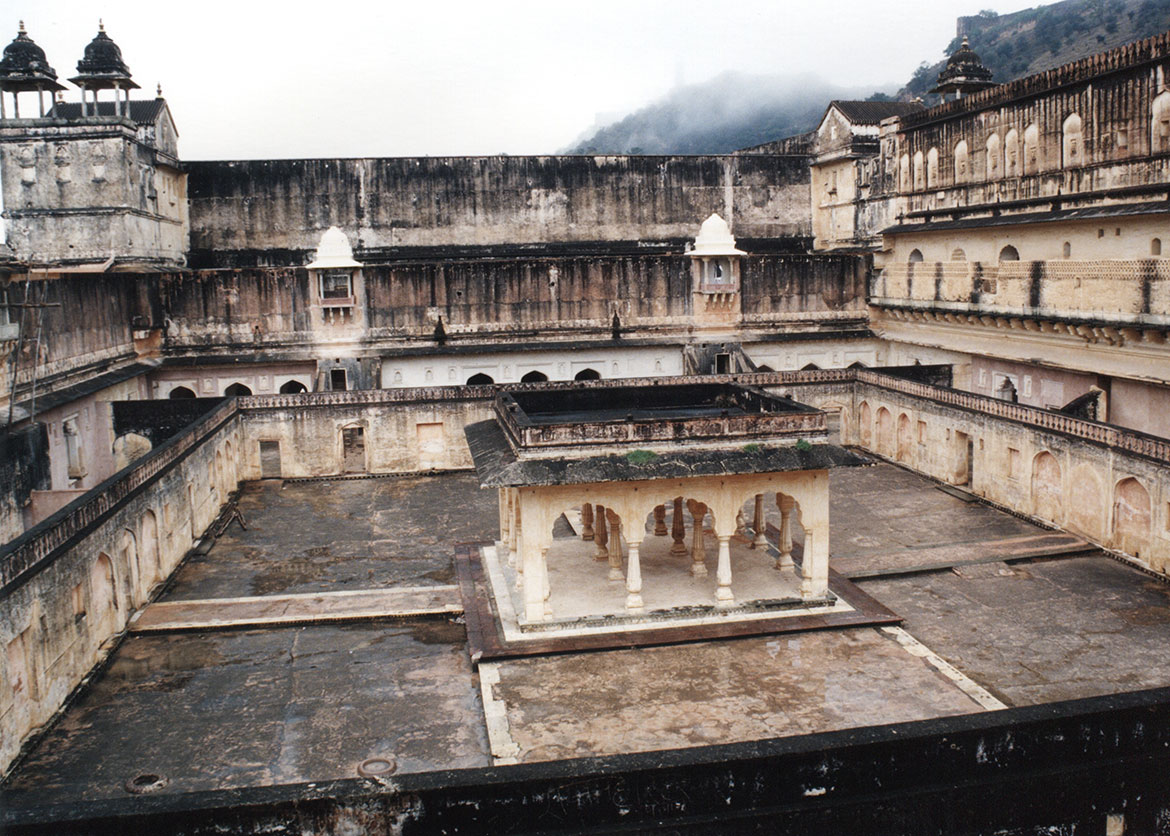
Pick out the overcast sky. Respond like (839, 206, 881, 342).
(5, 0, 1032, 159)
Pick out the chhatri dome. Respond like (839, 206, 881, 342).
(690, 213, 747, 257)
(71, 21, 137, 90)
(931, 36, 996, 97)
(306, 227, 363, 270)
(0, 21, 65, 92)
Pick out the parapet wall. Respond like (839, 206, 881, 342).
(186, 154, 812, 258)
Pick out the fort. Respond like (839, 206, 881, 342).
(2, 16, 1170, 834)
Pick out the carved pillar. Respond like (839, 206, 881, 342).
(751, 493, 767, 549)
(715, 534, 734, 605)
(593, 505, 609, 561)
(653, 504, 668, 536)
(541, 546, 553, 617)
(606, 508, 624, 581)
(800, 526, 829, 600)
(626, 538, 644, 610)
(687, 499, 708, 576)
(670, 496, 687, 555)
(581, 503, 594, 540)
(521, 530, 550, 623)
(775, 494, 795, 571)
(498, 488, 511, 558)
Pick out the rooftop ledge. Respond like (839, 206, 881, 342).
(495, 382, 826, 460)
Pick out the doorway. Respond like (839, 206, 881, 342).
(342, 427, 366, 473)
(953, 431, 973, 486)
(259, 440, 282, 479)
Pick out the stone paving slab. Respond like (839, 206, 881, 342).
(833, 532, 1093, 579)
(130, 586, 463, 632)
(0, 622, 490, 808)
(482, 627, 990, 764)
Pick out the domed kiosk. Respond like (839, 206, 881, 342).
(931, 36, 996, 98)
(70, 23, 140, 119)
(0, 22, 65, 119)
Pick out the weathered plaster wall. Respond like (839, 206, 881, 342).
(185, 154, 811, 257)
(0, 406, 240, 776)
(0, 425, 49, 545)
(238, 391, 493, 479)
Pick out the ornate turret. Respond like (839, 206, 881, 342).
(931, 37, 996, 98)
(70, 22, 138, 118)
(0, 22, 65, 119)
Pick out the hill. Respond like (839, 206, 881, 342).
(569, 0, 1170, 155)
(562, 73, 872, 155)
(902, 0, 1170, 100)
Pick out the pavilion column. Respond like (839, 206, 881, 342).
(775, 494, 795, 571)
(581, 503, 594, 540)
(541, 546, 553, 618)
(669, 498, 683, 556)
(521, 529, 551, 623)
(751, 493, 767, 549)
(605, 508, 624, 581)
(497, 488, 511, 557)
(625, 536, 644, 610)
(800, 524, 830, 599)
(735, 507, 746, 537)
(653, 505, 667, 536)
(715, 534, 734, 605)
(670, 496, 687, 555)
(686, 499, 708, 576)
(593, 504, 609, 560)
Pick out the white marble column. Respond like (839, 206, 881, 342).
(800, 525, 830, 600)
(715, 534, 734, 605)
(687, 499, 708, 577)
(626, 538, 644, 610)
(775, 494, 795, 571)
(605, 508, 624, 581)
(751, 493, 768, 549)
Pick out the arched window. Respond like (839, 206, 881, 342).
(1152, 90, 1170, 153)
(986, 133, 1002, 178)
(168, 386, 195, 399)
(899, 154, 911, 192)
(1062, 113, 1083, 167)
(953, 140, 969, 183)
(926, 147, 939, 188)
(801, 363, 821, 371)
(520, 371, 548, 383)
(1062, 241, 1072, 259)
(755, 364, 774, 372)
(573, 368, 601, 381)
(951, 249, 967, 261)
(908, 249, 924, 264)
(278, 380, 307, 394)
(467, 372, 494, 385)
(224, 383, 252, 396)
(1004, 128, 1020, 177)
(998, 245, 1020, 262)
(1152, 238, 1162, 256)
(1023, 123, 1040, 174)
(912, 150, 925, 191)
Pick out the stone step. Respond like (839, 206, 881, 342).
(130, 585, 462, 632)
(835, 532, 1094, 579)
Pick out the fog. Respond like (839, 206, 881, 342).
(3, 0, 1030, 159)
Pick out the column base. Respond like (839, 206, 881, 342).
(715, 586, 735, 606)
(608, 567, 624, 581)
(626, 592, 644, 610)
(690, 562, 708, 577)
(751, 533, 768, 549)
(775, 553, 794, 571)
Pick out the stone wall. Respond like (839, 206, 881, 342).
(186, 154, 811, 259)
(0, 401, 239, 775)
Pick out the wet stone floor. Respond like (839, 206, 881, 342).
(8, 465, 1170, 809)
(163, 473, 499, 600)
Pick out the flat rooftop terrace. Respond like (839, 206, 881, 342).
(5, 462, 1169, 822)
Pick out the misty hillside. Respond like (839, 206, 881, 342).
(902, 0, 1170, 99)
(570, 0, 1170, 155)
(563, 74, 872, 155)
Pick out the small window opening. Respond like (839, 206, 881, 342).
(908, 249, 924, 264)
(224, 382, 252, 396)
(278, 380, 307, 394)
(467, 373, 495, 385)
(1153, 238, 1163, 256)
(63, 416, 84, 480)
(330, 369, 348, 391)
(715, 353, 731, 374)
(574, 368, 601, 381)
(168, 386, 195, 399)
(1062, 241, 1071, 259)
(998, 245, 1020, 262)
(520, 370, 548, 383)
